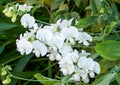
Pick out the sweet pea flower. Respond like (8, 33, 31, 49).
(18, 4, 33, 12)
(32, 40, 47, 57)
(61, 26, 78, 44)
(36, 29, 53, 42)
(16, 38, 33, 55)
(76, 32, 92, 46)
(20, 14, 35, 28)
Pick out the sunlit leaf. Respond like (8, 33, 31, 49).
(94, 40, 120, 61)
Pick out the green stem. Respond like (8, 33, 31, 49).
(35, 19, 49, 25)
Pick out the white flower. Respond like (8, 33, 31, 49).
(36, 29, 53, 42)
(94, 62, 100, 74)
(79, 50, 90, 57)
(59, 62, 75, 75)
(20, 14, 35, 28)
(47, 32, 65, 49)
(59, 53, 75, 75)
(77, 57, 100, 82)
(76, 32, 92, 46)
(32, 40, 47, 57)
(18, 4, 33, 12)
(61, 26, 78, 44)
(47, 50, 62, 61)
(70, 73, 80, 81)
(59, 43, 73, 55)
(59, 18, 73, 28)
(16, 38, 33, 55)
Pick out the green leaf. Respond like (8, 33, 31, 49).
(90, 0, 102, 14)
(94, 40, 120, 61)
(0, 22, 17, 31)
(74, 0, 81, 7)
(103, 22, 117, 36)
(56, 4, 69, 14)
(50, 0, 64, 10)
(13, 54, 34, 72)
(115, 73, 120, 85)
(92, 73, 115, 85)
(10, 54, 34, 85)
(70, 12, 81, 20)
(76, 16, 97, 28)
(12, 71, 38, 78)
(34, 73, 60, 85)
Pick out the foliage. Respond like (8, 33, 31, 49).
(0, 0, 120, 85)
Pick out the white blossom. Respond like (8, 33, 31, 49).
(61, 26, 78, 44)
(76, 32, 92, 46)
(59, 43, 73, 55)
(32, 40, 47, 57)
(16, 38, 33, 55)
(59, 18, 73, 28)
(18, 4, 33, 12)
(47, 50, 62, 61)
(47, 32, 65, 50)
(79, 50, 90, 57)
(36, 29, 53, 42)
(20, 14, 35, 28)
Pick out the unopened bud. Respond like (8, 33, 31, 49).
(1, 69, 7, 76)
(5, 65, 12, 71)
(99, 8, 104, 14)
(2, 76, 11, 85)
(11, 15, 17, 22)
(2, 7, 9, 14)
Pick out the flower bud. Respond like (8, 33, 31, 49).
(99, 8, 104, 14)
(1, 69, 7, 76)
(2, 76, 11, 85)
(2, 7, 9, 14)
(11, 15, 17, 22)
(5, 65, 12, 71)
(5, 11, 12, 17)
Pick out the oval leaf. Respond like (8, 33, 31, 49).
(94, 40, 120, 61)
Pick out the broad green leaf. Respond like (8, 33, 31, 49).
(74, 0, 81, 7)
(0, 22, 17, 31)
(94, 40, 120, 61)
(34, 73, 60, 85)
(76, 16, 97, 28)
(90, 0, 102, 14)
(92, 73, 115, 85)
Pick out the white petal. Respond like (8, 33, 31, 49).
(89, 72, 95, 78)
(94, 62, 100, 74)
(77, 57, 87, 68)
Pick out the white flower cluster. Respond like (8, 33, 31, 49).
(16, 18, 100, 83)
(3, 3, 33, 22)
